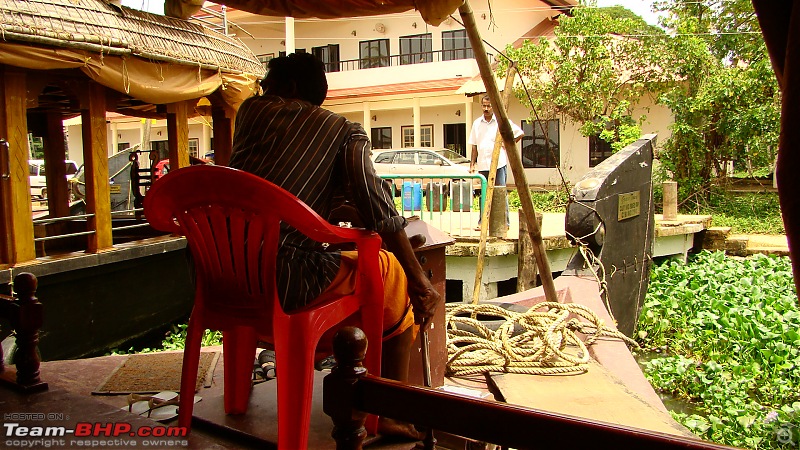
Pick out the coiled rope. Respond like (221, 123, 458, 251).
(445, 302, 638, 377)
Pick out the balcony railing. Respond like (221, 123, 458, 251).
(258, 49, 492, 73)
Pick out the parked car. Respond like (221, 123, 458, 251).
(29, 159, 80, 199)
(371, 147, 479, 195)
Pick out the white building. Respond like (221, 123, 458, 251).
(65, 0, 673, 188)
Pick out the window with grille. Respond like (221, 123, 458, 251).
(188, 138, 199, 158)
(400, 34, 432, 65)
(443, 123, 467, 156)
(521, 120, 560, 168)
(371, 127, 392, 149)
(312, 44, 340, 72)
(442, 30, 473, 61)
(401, 125, 433, 147)
(589, 135, 614, 167)
(360, 39, 390, 69)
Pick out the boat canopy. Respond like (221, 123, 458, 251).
(0, 0, 264, 110)
(165, 0, 467, 26)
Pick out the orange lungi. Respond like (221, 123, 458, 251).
(317, 249, 416, 343)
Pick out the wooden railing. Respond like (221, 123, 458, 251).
(0, 272, 47, 392)
(323, 326, 737, 450)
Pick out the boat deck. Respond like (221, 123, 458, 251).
(1, 275, 697, 449)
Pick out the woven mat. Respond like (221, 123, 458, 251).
(93, 352, 219, 395)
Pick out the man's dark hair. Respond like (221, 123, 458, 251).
(261, 53, 328, 106)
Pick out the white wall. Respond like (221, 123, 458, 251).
(64, 116, 214, 167)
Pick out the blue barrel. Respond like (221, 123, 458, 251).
(402, 181, 422, 211)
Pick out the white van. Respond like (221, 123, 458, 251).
(29, 159, 80, 199)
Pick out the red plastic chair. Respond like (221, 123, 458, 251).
(144, 165, 384, 449)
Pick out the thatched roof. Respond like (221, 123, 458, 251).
(0, 0, 263, 107)
(0, 0, 264, 76)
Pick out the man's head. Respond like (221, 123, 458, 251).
(261, 53, 328, 106)
(480, 95, 493, 121)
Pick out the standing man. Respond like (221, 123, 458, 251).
(229, 53, 437, 440)
(468, 94, 524, 229)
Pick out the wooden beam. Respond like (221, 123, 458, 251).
(81, 82, 112, 253)
(212, 105, 234, 166)
(167, 101, 190, 169)
(0, 66, 36, 265)
(29, 112, 71, 218)
(471, 71, 515, 304)
(460, 0, 558, 304)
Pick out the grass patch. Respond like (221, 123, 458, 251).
(693, 191, 784, 235)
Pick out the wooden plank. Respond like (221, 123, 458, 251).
(81, 81, 112, 253)
(0, 66, 36, 264)
(490, 360, 693, 438)
(167, 101, 190, 169)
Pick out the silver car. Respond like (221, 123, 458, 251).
(371, 147, 474, 192)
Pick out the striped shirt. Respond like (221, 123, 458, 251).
(229, 94, 405, 310)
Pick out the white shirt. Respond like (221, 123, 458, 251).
(467, 115, 524, 171)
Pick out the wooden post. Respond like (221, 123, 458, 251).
(212, 105, 234, 166)
(80, 81, 112, 253)
(461, 0, 558, 305)
(518, 209, 543, 292)
(471, 69, 516, 304)
(167, 101, 191, 169)
(0, 66, 36, 265)
(29, 111, 71, 218)
(662, 181, 678, 221)
(323, 326, 369, 450)
(489, 186, 508, 236)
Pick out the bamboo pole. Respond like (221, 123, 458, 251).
(459, 0, 558, 305)
(470, 70, 515, 304)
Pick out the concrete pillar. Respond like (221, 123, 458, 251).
(489, 186, 508, 236)
(465, 99, 473, 151)
(413, 98, 421, 147)
(285, 17, 295, 54)
(363, 102, 371, 138)
(663, 181, 678, 221)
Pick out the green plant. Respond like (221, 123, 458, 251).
(105, 323, 223, 355)
(508, 189, 570, 213)
(692, 191, 784, 235)
(159, 323, 223, 350)
(637, 251, 800, 448)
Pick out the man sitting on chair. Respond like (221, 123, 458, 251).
(228, 52, 439, 440)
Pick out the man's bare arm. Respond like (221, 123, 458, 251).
(379, 229, 440, 327)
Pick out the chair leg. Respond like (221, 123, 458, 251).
(222, 326, 257, 415)
(273, 330, 317, 450)
(360, 305, 384, 436)
(178, 316, 204, 430)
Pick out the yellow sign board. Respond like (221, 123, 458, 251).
(618, 191, 640, 221)
(109, 184, 122, 194)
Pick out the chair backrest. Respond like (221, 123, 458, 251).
(143, 165, 372, 328)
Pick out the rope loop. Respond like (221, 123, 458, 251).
(445, 301, 638, 377)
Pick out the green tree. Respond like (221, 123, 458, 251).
(500, 2, 671, 155)
(655, 0, 781, 205)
